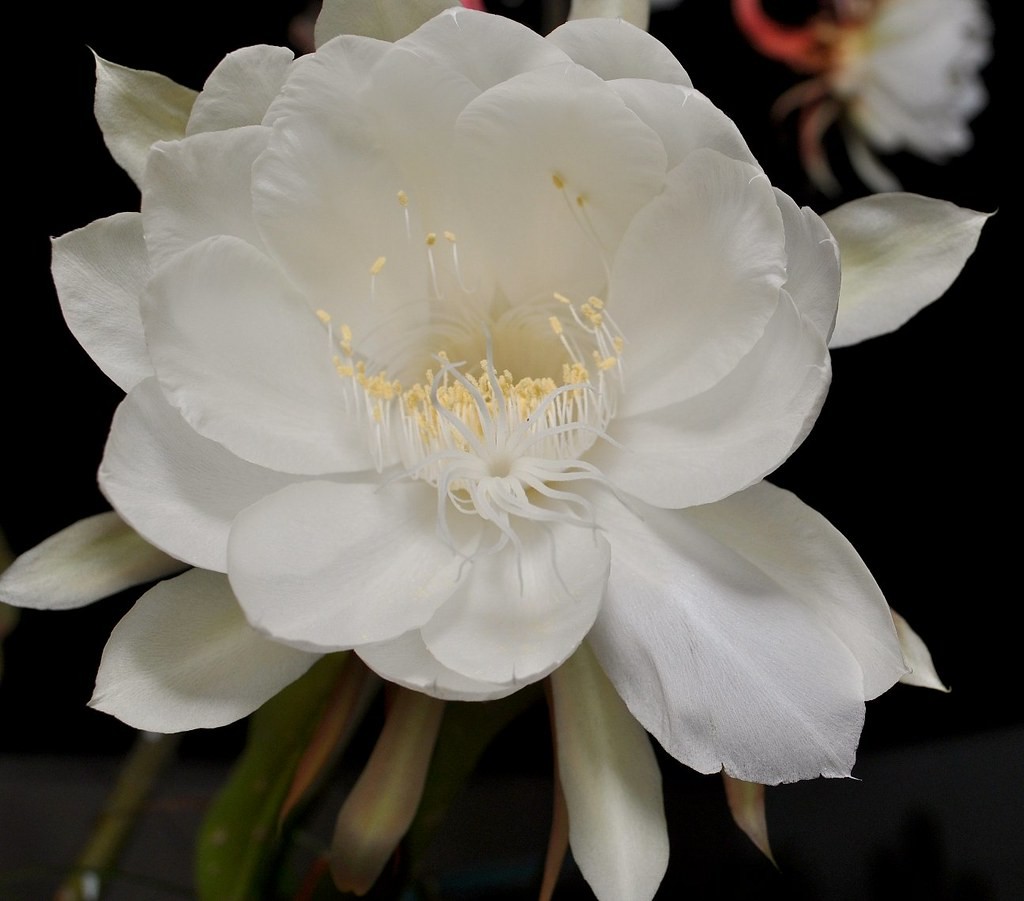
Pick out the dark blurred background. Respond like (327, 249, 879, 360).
(2, 1, 1016, 899)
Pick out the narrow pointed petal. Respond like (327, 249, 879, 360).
(540, 772, 570, 901)
(100, 379, 301, 573)
(51, 212, 153, 392)
(568, 0, 650, 31)
(0, 512, 184, 611)
(186, 45, 295, 136)
(824, 193, 989, 348)
(549, 643, 668, 901)
(91, 569, 320, 731)
(228, 480, 465, 652)
(93, 54, 197, 187)
(892, 610, 949, 692)
(280, 655, 382, 825)
(329, 688, 446, 894)
(723, 775, 775, 864)
(314, 0, 458, 46)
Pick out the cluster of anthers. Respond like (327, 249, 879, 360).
(311, 185, 626, 555)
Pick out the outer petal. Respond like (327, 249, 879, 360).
(421, 518, 610, 686)
(686, 481, 908, 699)
(549, 643, 668, 901)
(590, 294, 830, 509)
(395, 7, 570, 91)
(90, 568, 320, 731)
(314, 0, 458, 45)
(546, 17, 692, 86)
(892, 610, 949, 692)
(454, 64, 666, 305)
(142, 127, 271, 267)
(773, 188, 840, 343)
(0, 512, 184, 611)
(99, 378, 301, 572)
(142, 236, 374, 474)
(228, 480, 466, 652)
(186, 45, 295, 136)
(608, 149, 785, 417)
(358, 630, 519, 701)
(51, 212, 153, 392)
(93, 54, 197, 187)
(824, 193, 989, 348)
(585, 487, 874, 783)
(610, 81, 758, 171)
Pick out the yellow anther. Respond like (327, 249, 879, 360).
(581, 303, 604, 327)
(370, 256, 387, 275)
(576, 194, 585, 207)
(612, 336, 624, 354)
(315, 309, 332, 324)
(397, 190, 409, 207)
(551, 173, 565, 190)
(426, 232, 437, 246)
(553, 292, 572, 305)
(549, 316, 564, 336)
(592, 350, 617, 371)
(443, 231, 457, 243)
(587, 296, 605, 310)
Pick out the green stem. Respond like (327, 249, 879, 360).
(54, 731, 181, 901)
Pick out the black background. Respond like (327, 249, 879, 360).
(1, 2, 1016, 899)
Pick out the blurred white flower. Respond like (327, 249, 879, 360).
(733, 0, 992, 193)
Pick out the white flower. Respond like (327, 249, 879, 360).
(0, 3, 987, 897)
(733, 0, 992, 193)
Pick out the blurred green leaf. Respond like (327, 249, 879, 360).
(195, 652, 358, 901)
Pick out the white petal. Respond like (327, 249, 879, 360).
(891, 610, 949, 692)
(549, 643, 668, 901)
(421, 519, 609, 686)
(228, 480, 465, 652)
(93, 54, 197, 187)
(686, 482, 908, 700)
(568, 0, 651, 30)
(99, 379, 301, 572)
(608, 149, 785, 416)
(547, 17, 692, 86)
(142, 127, 270, 268)
(585, 487, 871, 783)
(252, 107, 431, 348)
(91, 569, 319, 731)
(314, 0, 457, 45)
(357, 630, 519, 701)
(590, 294, 830, 509)
(0, 512, 183, 611)
(610, 81, 758, 171)
(395, 7, 570, 91)
(51, 212, 153, 392)
(142, 236, 374, 474)
(186, 44, 295, 136)
(824, 193, 990, 348)
(455, 63, 666, 305)
(774, 188, 840, 343)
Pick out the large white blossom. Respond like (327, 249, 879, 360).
(733, 0, 992, 193)
(0, 2, 987, 898)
